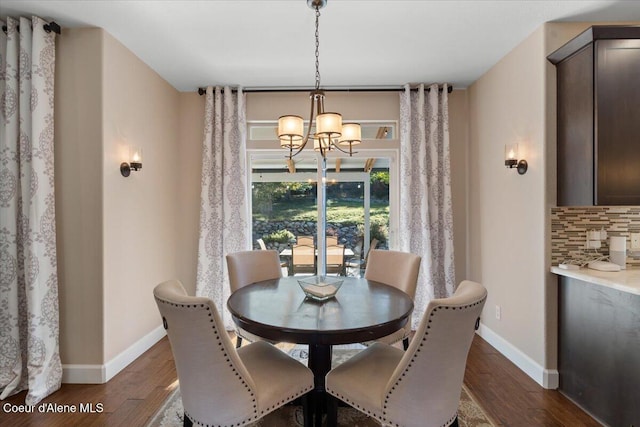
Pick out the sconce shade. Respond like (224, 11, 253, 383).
(316, 112, 342, 137)
(505, 143, 518, 167)
(504, 143, 527, 174)
(120, 146, 143, 177)
(130, 147, 143, 170)
(338, 123, 362, 145)
(278, 115, 304, 147)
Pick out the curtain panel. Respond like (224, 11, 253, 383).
(0, 16, 61, 405)
(196, 86, 250, 329)
(399, 83, 455, 328)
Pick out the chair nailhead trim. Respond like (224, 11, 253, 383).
(379, 296, 487, 426)
(158, 296, 315, 426)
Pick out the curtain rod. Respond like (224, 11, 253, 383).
(2, 20, 61, 35)
(198, 85, 453, 96)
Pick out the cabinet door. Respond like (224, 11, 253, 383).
(557, 44, 594, 206)
(595, 39, 640, 205)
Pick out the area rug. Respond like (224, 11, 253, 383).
(147, 345, 494, 427)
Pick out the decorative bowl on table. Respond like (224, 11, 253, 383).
(297, 276, 343, 301)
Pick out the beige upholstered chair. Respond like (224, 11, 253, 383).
(364, 249, 421, 349)
(154, 280, 314, 427)
(326, 280, 487, 427)
(226, 250, 283, 348)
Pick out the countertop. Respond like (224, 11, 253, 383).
(550, 266, 640, 296)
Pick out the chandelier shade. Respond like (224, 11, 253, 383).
(278, 115, 304, 147)
(316, 112, 342, 137)
(313, 136, 332, 152)
(338, 123, 362, 146)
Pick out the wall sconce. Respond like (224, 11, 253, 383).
(120, 146, 143, 177)
(505, 144, 528, 175)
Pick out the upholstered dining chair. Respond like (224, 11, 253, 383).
(326, 280, 487, 427)
(154, 280, 314, 427)
(226, 250, 283, 348)
(364, 249, 421, 350)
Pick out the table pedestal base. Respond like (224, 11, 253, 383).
(308, 343, 336, 427)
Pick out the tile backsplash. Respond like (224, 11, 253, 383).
(551, 206, 640, 267)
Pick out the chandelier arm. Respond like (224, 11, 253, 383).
(286, 98, 316, 159)
(331, 142, 356, 156)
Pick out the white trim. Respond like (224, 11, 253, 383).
(476, 324, 559, 389)
(61, 326, 166, 384)
(61, 364, 105, 384)
(104, 325, 166, 381)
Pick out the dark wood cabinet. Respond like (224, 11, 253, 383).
(549, 26, 640, 206)
(558, 276, 640, 426)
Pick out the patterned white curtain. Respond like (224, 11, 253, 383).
(399, 83, 455, 327)
(196, 86, 250, 329)
(0, 17, 61, 405)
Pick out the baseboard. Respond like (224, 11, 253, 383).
(62, 325, 166, 384)
(476, 324, 559, 389)
(61, 364, 105, 384)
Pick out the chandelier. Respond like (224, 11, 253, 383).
(277, 0, 362, 159)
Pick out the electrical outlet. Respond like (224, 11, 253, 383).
(631, 232, 640, 249)
(495, 305, 501, 320)
(587, 240, 601, 249)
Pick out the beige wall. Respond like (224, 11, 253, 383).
(55, 28, 105, 364)
(101, 32, 181, 361)
(448, 90, 470, 281)
(55, 28, 182, 368)
(469, 26, 548, 369)
(176, 92, 206, 296)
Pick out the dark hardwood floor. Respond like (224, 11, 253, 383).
(0, 335, 599, 426)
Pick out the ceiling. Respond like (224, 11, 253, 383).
(2, 1, 639, 92)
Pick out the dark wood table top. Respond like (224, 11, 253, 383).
(227, 276, 414, 345)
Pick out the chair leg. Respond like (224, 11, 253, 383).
(402, 337, 409, 350)
(183, 413, 193, 427)
(450, 415, 459, 427)
(235, 336, 242, 348)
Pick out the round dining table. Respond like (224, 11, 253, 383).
(227, 276, 413, 426)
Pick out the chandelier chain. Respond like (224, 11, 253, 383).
(314, 6, 321, 90)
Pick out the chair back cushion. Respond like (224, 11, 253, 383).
(383, 280, 487, 427)
(153, 280, 258, 425)
(364, 250, 421, 297)
(226, 250, 282, 292)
